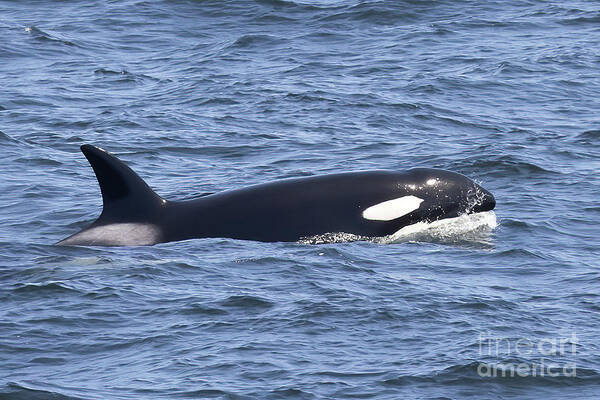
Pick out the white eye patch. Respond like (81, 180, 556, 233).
(362, 195, 424, 221)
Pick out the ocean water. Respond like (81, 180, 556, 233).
(1, 0, 599, 399)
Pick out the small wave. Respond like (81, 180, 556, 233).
(383, 211, 497, 245)
(0, 130, 20, 144)
(12, 281, 80, 296)
(382, 361, 600, 386)
(180, 302, 228, 316)
(578, 129, 600, 138)
(28, 356, 67, 365)
(93, 68, 131, 76)
(258, 0, 346, 11)
(450, 156, 558, 177)
(93, 68, 158, 84)
(559, 272, 600, 285)
(574, 130, 600, 145)
(318, 3, 418, 25)
(197, 97, 240, 106)
(299, 31, 355, 43)
(24, 26, 76, 46)
(159, 144, 260, 159)
(266, 387, 315, 398)
(219, 295, 274, 309)
(491, 248, 547, 260)
(229, 34, 285, 49)
(14, 157, 61, 167)
(500, 218, 533, 229)
(83, 287, 121, 300)
(254, 0, 300, 7)
(559, 14, 600, 25)
(169, 388, 233, 398)
(254, 14, 297, 24)
(284, 91, 333, 103)
(1, 382, 83, 400)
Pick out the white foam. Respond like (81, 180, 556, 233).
(299, 212, 497, 246)
(298, 232, 365, 245)
(362, 195, 424, 221)
(381, 211, 497, 244)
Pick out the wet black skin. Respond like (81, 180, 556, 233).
(58, 145, 495, 246)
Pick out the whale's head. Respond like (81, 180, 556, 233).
(401, 168, 495, 221)
(362, 168, 495, 225)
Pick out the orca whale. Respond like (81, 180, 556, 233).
(57, 145, 495, 246)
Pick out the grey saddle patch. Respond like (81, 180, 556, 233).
(58, 223, 161, 246)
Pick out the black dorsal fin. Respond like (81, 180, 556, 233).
(80, 145, 165, 223)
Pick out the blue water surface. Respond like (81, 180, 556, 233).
(1, 1, 599, 399)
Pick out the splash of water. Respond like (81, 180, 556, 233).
(299, 211, 497, 246)
(381, 211, 498, 245)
